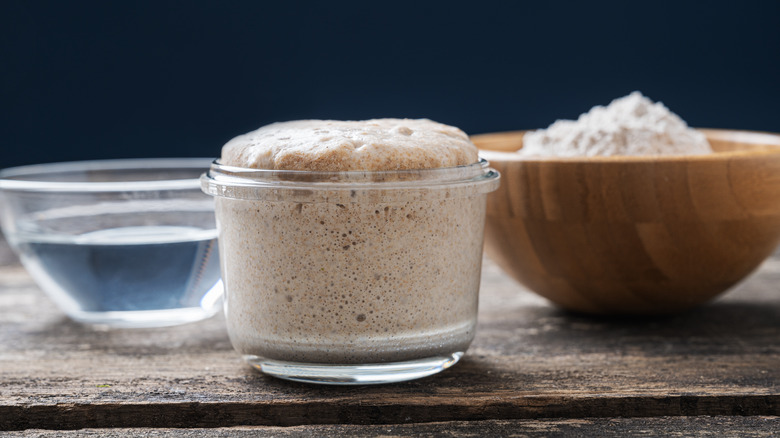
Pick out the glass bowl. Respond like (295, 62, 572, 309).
(0, 158, 223, 327)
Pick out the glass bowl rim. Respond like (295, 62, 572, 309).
(0, 158, 213, 192)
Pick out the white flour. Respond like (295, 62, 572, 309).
(521, 92, 712, 157)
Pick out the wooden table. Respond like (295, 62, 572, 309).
(1, 237, 778, 436)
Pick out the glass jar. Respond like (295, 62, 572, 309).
(201, 159, 499, 384)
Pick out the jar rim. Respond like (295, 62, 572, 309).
(201, 158, 501, 201)
(206, 158, 494, 183)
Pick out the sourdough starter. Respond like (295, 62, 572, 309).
(207, 119, 498, 364)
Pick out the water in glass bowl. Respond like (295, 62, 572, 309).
(12, 224, 223, 327)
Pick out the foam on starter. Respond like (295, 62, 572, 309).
(221, 118, 477, 171)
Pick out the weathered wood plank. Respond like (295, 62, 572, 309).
(4, 417, 780, 437)
(0, 234, 16, 267)
(1, 245, 778, 430)
(2, 395, 778, 431)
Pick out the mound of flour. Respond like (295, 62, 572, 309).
(521, 92, 712, 157)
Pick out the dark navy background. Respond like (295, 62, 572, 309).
(1, 1, 779, 167)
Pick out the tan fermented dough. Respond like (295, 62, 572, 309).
(221, 118, 478, 171)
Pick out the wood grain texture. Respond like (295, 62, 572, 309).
(5, 417, 780, 437)
(1, 250, 778, 430)
(474, 129, 780, 314)
(0, 233, 16, 267)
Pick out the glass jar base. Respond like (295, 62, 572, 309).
(244, 352, 464, 385)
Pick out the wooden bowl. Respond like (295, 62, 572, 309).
(473, 129, 780, 314)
